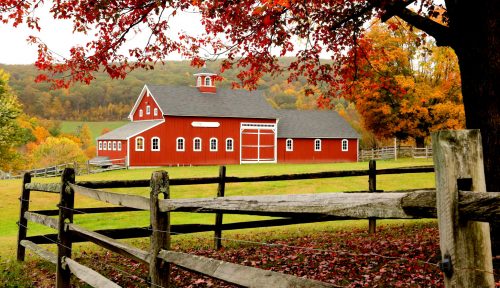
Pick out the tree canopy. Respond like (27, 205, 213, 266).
(0, 69, 26, 171)
(327, 20, 464, 146)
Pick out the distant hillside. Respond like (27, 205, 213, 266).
(1, 59, 320, 121)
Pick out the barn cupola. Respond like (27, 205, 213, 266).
(193, 64, 217, 93)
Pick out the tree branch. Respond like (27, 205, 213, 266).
(383, 6, 451, 47)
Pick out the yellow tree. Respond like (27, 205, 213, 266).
(30, 137, 87, 168)
(334, 20, 464, 147)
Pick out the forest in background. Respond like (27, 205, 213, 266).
(0, 58, 320, 121)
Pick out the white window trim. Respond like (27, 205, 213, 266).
(226, 138, 234, 152)
(139, 109, 143, 117)
(108, 141, 112, 151)
(146, 105, 151, 115)
(154, 108, 158, 116)
(210, 137, 218, 152)
(151, 137, 160, 151)
(98, 141, 102, 150)
(286, 138, 293, 152)
(205, 77, 211, 86)
(176, 137, 185, 152)
(197, 76, 202, 87)
(342, 139, 348, 152)
(314, 139, 322, 152)
(193, 137, 202, 152)
(117, 142, 122, 151)
(135, 137, 145, 151)
(103, 141, 107, 150)
(112, 141, 117, 151)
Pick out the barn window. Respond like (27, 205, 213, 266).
(342, 139, 348, 151)
(139, 109, 143, 117)
(98, 141, 102, 150)
(135, 137, 144, 151)
(210, 138, 218, 152)
(112, 141, 117, 151)
(314, 139, 321, 151)
(193, 137, 202, 151)
(117, 142, 122, 151)
(205, 77, 211, 86)
(108, 141, 112, 151)
(176, 137, 185, 151)
(146, 105, 151, 115)
(197, 76, 202, 87)
(226, 138, 234, 152)
(286, 139, 293, 152)
(154, 108, 158, 116)
(103, 141, 107, 150)
(152, 137, 160, 151)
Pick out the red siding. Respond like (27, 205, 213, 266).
(129, 116, 277, 166)
(277, 138, 358, 163)
(97, 140, 128, 163)
(131, 90, 163, 121)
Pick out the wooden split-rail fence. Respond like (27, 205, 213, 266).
(16, 130, 500, 287)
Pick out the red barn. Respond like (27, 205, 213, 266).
(96, 69, 359, 167)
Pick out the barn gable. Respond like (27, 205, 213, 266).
(128, 85, 165, 121)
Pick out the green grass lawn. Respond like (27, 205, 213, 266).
(0, 158, 434, 260)
(60, 121, 128, 144)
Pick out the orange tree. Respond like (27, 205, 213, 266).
(324, 20, 464, 147)
(1, 0, 498, 251)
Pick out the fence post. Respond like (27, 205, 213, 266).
(368, 160, 376, 234)
(16, 173, 32, 261)
(149, 171, 170, 287)
(214, 166, 226, 250)
(432, 130, 494, 287)
(57, 168, 75, 288)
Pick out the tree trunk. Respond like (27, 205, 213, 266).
(415, 136, 425, 148)
(446, 0, 500, 255)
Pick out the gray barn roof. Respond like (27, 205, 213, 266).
(146, 85, 278, 119)
(277, 109, 360, 139)
(97, 120, 163, 140)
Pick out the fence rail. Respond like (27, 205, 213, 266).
(2, 158, 127, 180)
(15, 130, 498, 288)
(359, 146, 433, 161)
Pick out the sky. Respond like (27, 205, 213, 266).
(0, 4, 202, 65)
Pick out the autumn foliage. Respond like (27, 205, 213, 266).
(321, 21, 465, 146)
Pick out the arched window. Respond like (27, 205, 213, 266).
(117, 142, 122, 151)
(197, 76, 202, 87)
(135, 137, 144, 151)
(146, 105, 151, 115)
(286, 139, 293, 152)
(314, 139, 321, 152)
(176, 137, 185, 151)
(226, 138, 234, 152)
(210, 138, 218, 152)
(139, 109, 143, 117)
(103, 141, 107, 150)
(154, 108, 158, 116)
(193, 137, 202, 151)
(108, 141, 112, 151)
(98, 141, 102, 150)
(205, 77, 211, 86)
(342, 139, 348, 151)
(112, 141, 117, 151)
(151, 137, 160, 151)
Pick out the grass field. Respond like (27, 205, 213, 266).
(0, 158, 434, 260)
(60, 121, 128, 144)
